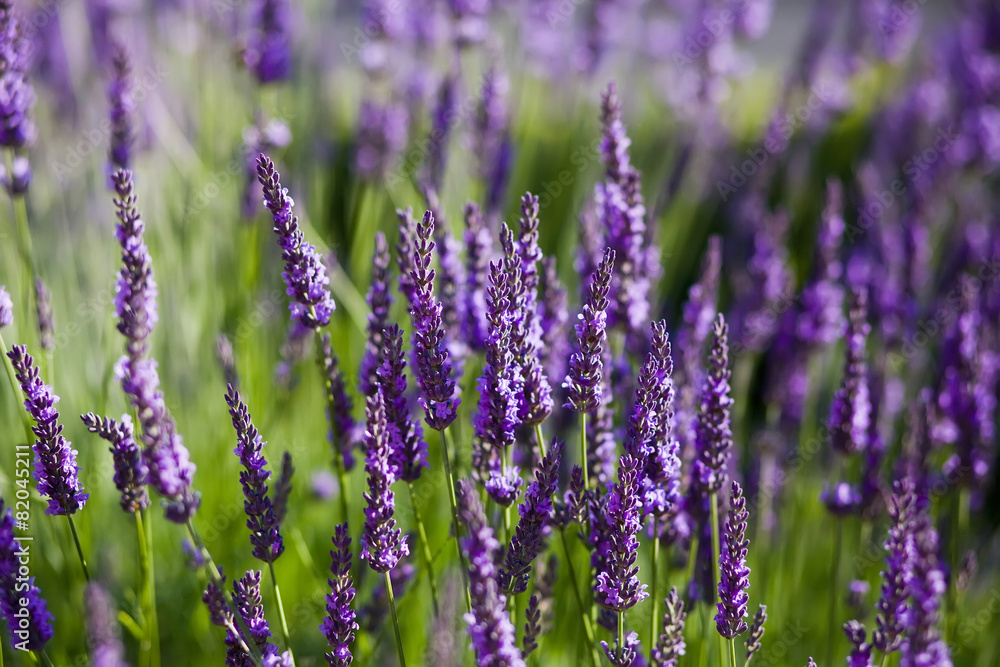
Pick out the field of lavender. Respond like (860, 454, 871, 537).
(0, 0, 998, 665)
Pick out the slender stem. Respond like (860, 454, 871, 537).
(145, 507, 160, 667)
(6, 151, 36, 313)
(406, 482, 440, 616)
(534, 423, 547, 459)
(268, 561, 295, 663)
(440, 427, 472, 613)
(827, 520, 843, 667)
(67, 515, 90, 582)
(0, 331, 34, 443)
(617, 610, 624, 663)
(135, 510, 159, 667)
(35, 650, 54, 667)
(947, 487, 970, 644)
(729, 638, 738, 667)
(580, 412, 590, 491)
(710, 493, 723, 667)
(650, 517, 660, 651)
(558, 528, 601, 667)
(879, 653, 889, 667)
(684, 532, 700, 596)
(384, 571, 407, 667)
(314, 330, 351, 524)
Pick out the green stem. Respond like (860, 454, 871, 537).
(729, 638, 737, 667)
(406, 482, 440, 616)
(34, 650, 54, 667)
(650, 518, 660, 650)
(145, 508, 160, 667)
(67, 515, 90, 582)
(534, 423, 547, 458)
(580, 412, 590, 491)
(384, 571, 407, 667)
(710, 493, 723, 667)
(558, 528, 600, 667)
(6, 151, 36, 311)
(268, 562, 294, 663)
(0, 331, 34, 443)
(135, 510, 159, 667)
(827, 520, 843, 667)
(440, 427, 472, 613)
(617, 610, 624, 663)
(314, 331, 351, 524)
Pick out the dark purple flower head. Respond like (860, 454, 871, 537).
(321, 333, 359, 472)
(462, 202, 492, 351)
(395, 208, 419, 307)
(822, 481, 862, 517)
(844, 620, 874, 667)
(107, 41, 134, 176)
(85, 583, 128, 667)
(376, 324, 428, 482)
(485, 463, 524, 508)
(0, 5, 34, 150)
(245, 0, 292, 84)
(0, 500, 53, 651)
(0, 285, 12, 327)
(33, 279, 54, 352)
(595, 452, 648, 612)
(456, 480, 526, 667)
(408, 211, 461, 430)
(427, 200, 466, 365)
(359, 233, 393, 398)
(601, 630, 640, 667)
(81, 412, 149, 513)
(226, 385, 284, 563)
(564, 248, 615, 412)
(716, 481, 750, 639)
(651, 587, 687, 667)
(8, 345, 88, 515)
(900, 509, 951, 667)
(829, 287, 871, 457)
(360, 389, 409, 573)
(112, 169, 158, 361)
(321, 522, 358, 667)
(522, 594, 542, 658)
(232, 570, 279, 658)
(499, 439, 564, 594)
(515, 193, 553, 425)
(691, 314, 734, 497)
(642, 321, 681, 520)
(257, 154, 335, 329)
(873, 478, 917, 654)
(746, 605, 767, 661)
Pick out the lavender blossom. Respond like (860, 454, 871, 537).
(564, 248, 615, 412)
(900, 511, 951, 667)
(651, 587, 687, 667)
(359, 232, 393, 398)
(873, 479, 917, 654)
(456, 480, 525, 667)
(522, 595, 541, 658)
(797, 181, 845, 346)
(428, 202, 466, 362)
(408, 211, 461, 430)
(716, 481, 750, 639)
(425, 73, 456, 194)
(81, 413, 149, 513)
(691, 314, 734, 498)
(321, 523, 358, 667)
(376, 324, 428, 482)
(85, 583, 128, 667)
(107, 42, 134, 175)
(33, 279, 54, 352)
(515, 193, 553, 425)
(257, 154, 335, 329)
(245, 0, 292, 84)
(595, 452, 648, 612)
(746, 605, 767, 661)
(844, 621, 874, 667)
(360, 389, 409, 573)
(829, 287, 871, 457)
(0, 500, 53, 651)
(0, 285, 11, 327)
(462, 202, 491, 351)
(321, 333, 358, 472)
(226, 385, 284, 563)
(642, 321, 681, 520)
(232, 570, 280, 659)
(8, 345, 88, 515)
(395, 208, 419, 308)
(499, 439, 564, 594)
(0, 4, 34, 150)
(112, 168, 158, 361)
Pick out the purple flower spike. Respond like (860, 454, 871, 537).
(257, 154, 335, 330)
(0, 4, 35, 151)
(516, 193, 553, 426)
(595, 453, 648, 612)
(798, 181, 845, 346)
(8, 345, 88, 515)
(564, 248, 615, 413)
(829, 287, 871, 457)
(321, 522, 358, 667)
(81, 412, 149, 513)
(85, 583, 128, 667)
(651, 587, 687, 667)
(844, 620, 874, 667)
(900, 508, 951, 667)
(873, 479, 917, 654)
(360, 389, 409, 573)
(408, 211, 461, 430)
(232, 570, 279, 658)
(377, 324, 428, 482)
(601, 630, 640, 667)
(359, 232, 393, 398)
(112, 168, 158, 361)
(462, 202, 491, 352)
(245, 0, 292, 84)
(642, 321, 681, 521)
(33, 279, 54, 352)
(107, 42, 134, 176)
(716, 481, 750, 639)
(321, 333, 359, 472)
(692, 314, 734, 497)
(226, 385, 284, 563)
(499, 439, 564, 594)
(0, 285, 12, 327)
(0, 500, 53, 651)
(522, 594, 541, 658)
(456, 480, 526, 667)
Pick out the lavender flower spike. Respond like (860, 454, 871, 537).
(257, 154, 335, 329)
(359, 233, 393, 398)
(873, 479, 916, 654)
(377, 324, 427, 482)
(408, 211, 461, 430)
(516, 193, 553, 425)
(321, 522, 358, 667)
(716, 481, 750, 639)
(595, 452, 648, 612)
(112, 168, 158, 361)
(33, 279, 54, 352)
(321, 333, 359, 472)
(0, 285, 12, 327)
(651, 587, 687, 667)
(900, 510, 952, 667)
(828, 287, 871, 457)
(360, 388, 409, 573)
(107, 41, 134, 176)
(692, 314, 734, 497)
(456, 480, 526, 667)
(0, 500, 53, 651)
(245, 0, 292, 84)
(226, 385, 284, 563)
(85, 583, 128, 667)
(8, 345, 88, 515)
(81, 412, 149, 513)
(564, 248, 615, 412)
